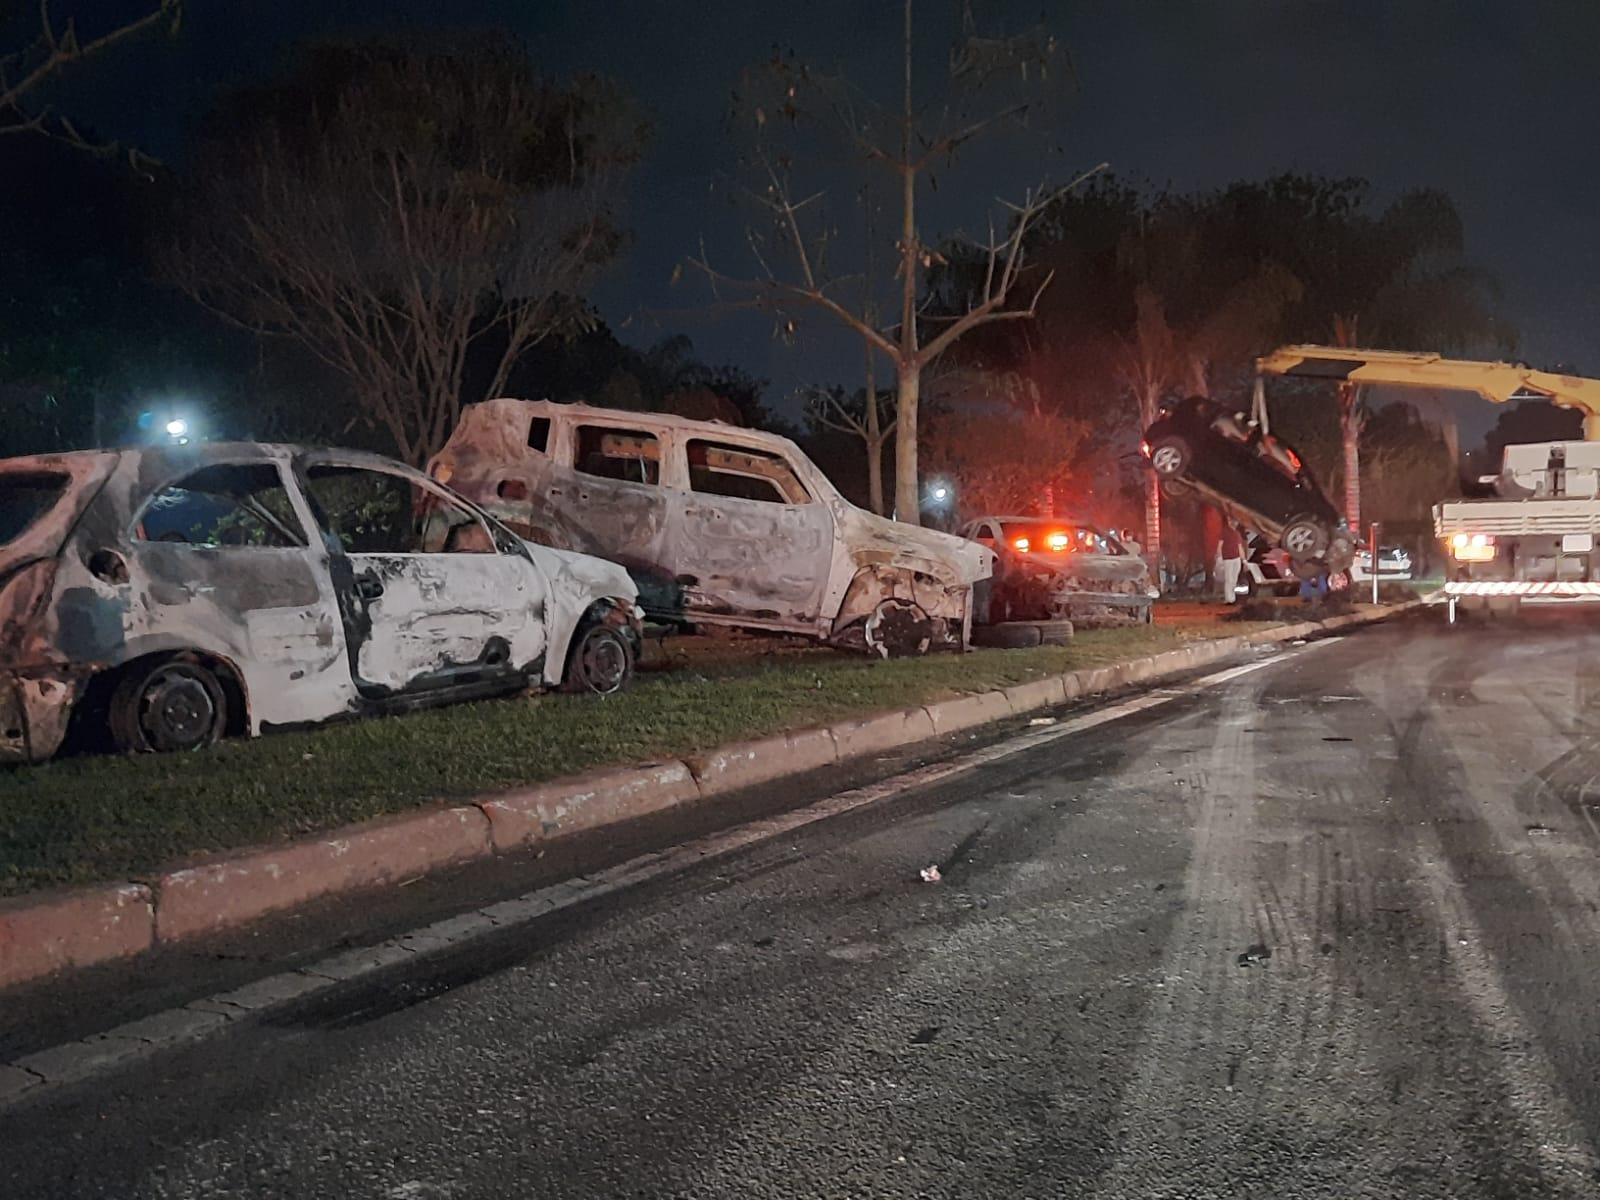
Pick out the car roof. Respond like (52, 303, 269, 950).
(461, 397, 807, 454)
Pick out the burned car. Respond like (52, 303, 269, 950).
(428, 400, 993, 656)
(0, 444, 643, 764)
(1142, 395, 1355, 576)
(958, 516, 1157, 627)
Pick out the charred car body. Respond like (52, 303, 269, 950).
(958, 516, 1157, 627)
(1142, 395, 1355, 577)
(428, 400, 993, 656)
(0, 444, 642, 764)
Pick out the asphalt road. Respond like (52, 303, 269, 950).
(5, 612, 1600, 1198)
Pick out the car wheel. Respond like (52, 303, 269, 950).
(1159, 478, 1192, 499)
(1326, 531, 1356, 572)
(863, 599, 933, 658)
(109, 656, 228, 754)
(972, 620, 1074, 649)
(563, 622, 636, 695)
(1280, 517, 1328, 559)
(1149, 437, 1189, 478)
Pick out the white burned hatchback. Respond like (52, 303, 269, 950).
(0, 444, 642, 763)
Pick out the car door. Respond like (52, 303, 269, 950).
(298, 459, 546, 697)
(663, 437, 834, 626)
(126, 458, 352, 726)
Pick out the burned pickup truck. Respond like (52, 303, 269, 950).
(0, 444, 641, 763)
(428, 400, 993, 656)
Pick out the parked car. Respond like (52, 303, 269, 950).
(1238, 533, 1301, 598)
(1351, 544, 1413, 581)
(0, 444, 643, 764)
(428, 400, 993, 657)
(1142, 395, 1355, 576)
(957, 516, 1157, 626)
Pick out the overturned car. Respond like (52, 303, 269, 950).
(958, 516, 1157, 627)
(428, 400, 993, 656)
(1142, 394, 1355, 577)
(0, 444, 642, 763)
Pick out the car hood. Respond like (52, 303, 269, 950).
(840, 507, 994, 585)
(1004, 550, 1154, 589)
(520, 539, 639, 609)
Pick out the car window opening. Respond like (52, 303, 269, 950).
(0, 471, 70, 547)
(686, 440, 810, 505)
(576, 427, 660, 485)
(303, 465, 493, 555)
(136, 463, 308, 548)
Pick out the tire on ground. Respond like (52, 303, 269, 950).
(972, 619, 1074, 649)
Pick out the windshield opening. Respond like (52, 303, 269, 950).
(0, 472, 72, 548)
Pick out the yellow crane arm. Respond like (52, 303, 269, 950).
(1255, 345, 1600, 440)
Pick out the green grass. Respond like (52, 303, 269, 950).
(0, 620, 1279, 899)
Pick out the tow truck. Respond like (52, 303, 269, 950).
(1255, 345, 1600, 620)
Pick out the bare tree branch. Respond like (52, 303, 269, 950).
(1, 1, 181, 162)
(162, 42, 640, 464)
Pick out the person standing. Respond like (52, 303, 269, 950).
(1217, 521, 1243, 603)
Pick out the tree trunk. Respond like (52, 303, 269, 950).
(866, 432, 886, 516)
(1333, 314, 1361, 530)
(1144, 470, 1162, 587)
(891, 0, 922, 525)
(1338, 380, 1361, 529)
(895, 364, 921, 522)
(864, 307, 885, 516)
(1138, 380, 1163, 584)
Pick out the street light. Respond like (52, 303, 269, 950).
(164, 418, 189, 439)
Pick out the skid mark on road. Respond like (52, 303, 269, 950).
(1413, 839, 1600, 1195)
(1090, 659, 1492, 1199)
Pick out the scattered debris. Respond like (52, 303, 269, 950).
(908, 1025, 942, 1045)
(920, 864, 943, 883)
(1237, 943, 1273, 967)
(1028, 716, 1057, 726)
(1526, 824, 1555, 837)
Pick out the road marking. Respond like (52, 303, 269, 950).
(0, 639, 1331, 1106)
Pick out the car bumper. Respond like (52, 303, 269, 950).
(0, 667, 84, 765)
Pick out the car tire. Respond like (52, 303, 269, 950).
(1148, 437, 1190, 478)
(562, 621, 636, 695)
(972, 620, 1074, 649)
(108, 656, 228, 754)
(1280, 516, 1329, 559)
(1159, 478, 1192, 499)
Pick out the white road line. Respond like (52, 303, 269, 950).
(1, 639, 1329, 1103)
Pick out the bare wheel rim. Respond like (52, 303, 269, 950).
(140, 667, 219, 751)
(864, 599, 932, 659)
(1283, 524, 1319, 554)
(1150, 446, 1183, 475)
(578, 629, 629, 694)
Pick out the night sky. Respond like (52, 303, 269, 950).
(54, 1, 1600, 436)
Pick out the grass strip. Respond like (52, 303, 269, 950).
(0, 619, 1279, 898)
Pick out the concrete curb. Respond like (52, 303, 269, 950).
(0, 602, 1418, 990)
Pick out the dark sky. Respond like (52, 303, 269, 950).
(60, 0, 1600, 435)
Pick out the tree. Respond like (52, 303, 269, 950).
(1211, 175, 1511, 529)
(920, 367, 1089, 518)
(163, 38, 643, 464)
(804, 384, 896, 515)
(1, 1, 181, 161)
(694, 0, 1094, 523)
(1483, 400, 1585, 468)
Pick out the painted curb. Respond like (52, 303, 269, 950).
(154, 806, 493, 943)
(0, 602, 1418, 989)
(688, 727, 839, 797)
(481, 761, 700, 852)
(0, 884, 154, 990)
